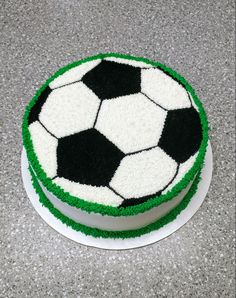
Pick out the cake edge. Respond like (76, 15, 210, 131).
(29, 165, 202, 239)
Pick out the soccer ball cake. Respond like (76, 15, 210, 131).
(22, 53, 208, 238)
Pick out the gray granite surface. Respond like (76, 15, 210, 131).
(0, 0, 235, 297)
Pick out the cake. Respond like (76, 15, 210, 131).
(22, 53, 208, 238)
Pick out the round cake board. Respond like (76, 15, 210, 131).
(21, 142, 213, 250)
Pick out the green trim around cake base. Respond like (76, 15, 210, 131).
(29, 165, 202, 239)
(22, 53, 208, 217)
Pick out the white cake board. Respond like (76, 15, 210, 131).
(21, 142, 213, 250)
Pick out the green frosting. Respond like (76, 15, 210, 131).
(22, 53, 208, 217)
(29, 166, 202, 239)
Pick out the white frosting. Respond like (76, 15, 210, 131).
(188, 92, 199, 111)
(141, 68, 191, 110)
(110, 147, 178, 199)
(37, 174, 194, 231)
(54, 177, 123, 207)
(29, 121, 58, 178)
(49, 60, 101, 89)
(95, 93, 167, 154)
(162, 153, 198, 194)
(39, 82, 100, 138)
(104, 57, 155, 68)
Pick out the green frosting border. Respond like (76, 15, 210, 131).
(29, 165, 202, 239)
(22, 53, 208, 217)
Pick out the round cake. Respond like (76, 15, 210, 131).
(22, 53, 208, 238)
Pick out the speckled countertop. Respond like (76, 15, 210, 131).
(0, 0, 235, 297)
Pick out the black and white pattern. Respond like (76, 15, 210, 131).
(28, 56, 202, 207)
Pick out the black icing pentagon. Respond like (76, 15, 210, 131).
(57, 128, 125, 186)
(82, 60, 141, 99)
(28, 86, 52, 125)
(158, 107, 202, 163)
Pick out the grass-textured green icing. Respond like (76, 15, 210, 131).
(29, 166, 201, 239)
(22, 53, 208, 217)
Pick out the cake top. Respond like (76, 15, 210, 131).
(23, 53, 208, 215)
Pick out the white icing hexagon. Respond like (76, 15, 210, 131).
(39, 82, 100, 138)
(141, 68, 191, 110)
(104, 57, 155, 68)
(188, 92, 199, 112)
(54, 178, 123, 207)
(49, 59, 101, 89)
(110, 147, 178, 199)
(29, 121, 58, 178)
(95, 93, 167, 154)
(162, 153, 198, 194)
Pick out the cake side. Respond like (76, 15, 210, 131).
(29, 165, 202, 238)
(22, 53, 208, 217)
